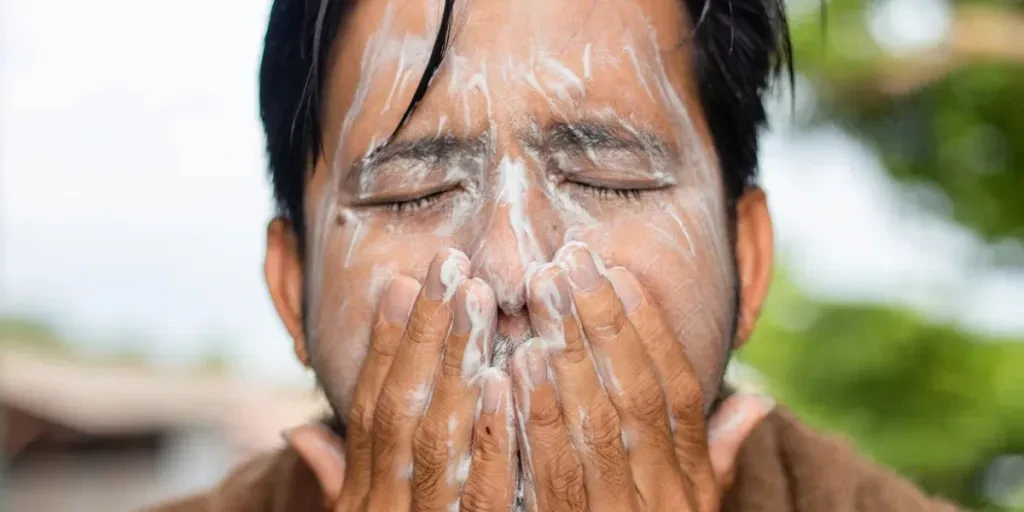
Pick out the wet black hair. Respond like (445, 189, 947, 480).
(258, 0, 791, 245)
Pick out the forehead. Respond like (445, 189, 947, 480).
(317, 0, 709, 176)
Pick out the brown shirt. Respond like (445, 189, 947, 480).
(148, 408, 961, 511)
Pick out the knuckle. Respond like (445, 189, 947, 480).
(591, 306, 632, 343)
(587, 402, 627, 475)
(558, 328, 589, 363)
(544, 460, 586, 511)
(528, 398, 564, 429)
(473, 423, 505, 458)
(412, 439, 448, 503)
(372, 386, 407, 436)
(588, 400, 622, 447)
(348, 396, 376, 435)
(630, 379, 668, 424)
(460, 483, 504, 512)
(413, 421, 451, 472)
(440, 339, 468, 378)
(667, 369, 704, 421)
(405, 307, 447, 345)
(637, 316, 672, 352)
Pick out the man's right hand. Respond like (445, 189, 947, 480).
(319, 249, 517, 512)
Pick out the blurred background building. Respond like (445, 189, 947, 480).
(1, 0, 1022, 510)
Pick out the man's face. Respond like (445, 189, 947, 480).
(281, 0, 767, 417)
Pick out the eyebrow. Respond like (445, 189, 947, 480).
(345, 135, 488, 190)
(537, 121, 673, 162)
(345, 120, 674, 189)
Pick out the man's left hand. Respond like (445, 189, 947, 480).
(512, 242, 774, 511)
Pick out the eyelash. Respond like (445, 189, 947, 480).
(383, 189, 450, 213)
(572, 181, 647, 201)
(380, 181, 648, 213)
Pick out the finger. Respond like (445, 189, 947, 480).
(526, 260, 632, 512)
(565, 262, 683, 507)
(366, 249, 470, 512)
(511, 339, 586, 512)
(462, 369, 517, 512)
(413, 279, 496, 511)
(286, 424, 347, 508)
(707, 393, 775, 493)
(605, 265, 715, 507)
(338, 275, 420, 510)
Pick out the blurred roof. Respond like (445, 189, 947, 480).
(0, 349, 326, 441)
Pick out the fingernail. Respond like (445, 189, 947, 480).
(607, 268, 642, 313)
(531, 266, 572, 316)
(315, 434, 346, 465)
(561, 245, 602, 292)
(707, 394, 775, 442)
(481, 370, 506, 413)
(425, 249, 469, 301)
(452, 287, 476, 333)
(384, 277, 420, 324)
(708, 408, 745, 442)
(525, 339, 549, 386)
(755, 394, 777, 412)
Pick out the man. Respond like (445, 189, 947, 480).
(154, 0, 962, 509)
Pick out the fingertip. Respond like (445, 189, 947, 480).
(287, 424, 347, 503)
(605, 267, 644, 313)
(382, 275, 421, 324)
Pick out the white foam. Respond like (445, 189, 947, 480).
(440, 251, 466, 302)
(582, 43, 592, 79)
(497, 156, 543, 279)
(461, 289, 492, 382)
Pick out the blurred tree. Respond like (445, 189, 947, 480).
(741, 274, 1024, 509)
(792, 0, 1024, 245)
(739, 0, 1024, 509)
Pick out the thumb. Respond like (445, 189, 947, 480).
(285, 423, 347, 506)
(706, 393, 775, 492)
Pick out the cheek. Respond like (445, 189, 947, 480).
(307, 216, 453, 413)
(570, 200, 734, 400)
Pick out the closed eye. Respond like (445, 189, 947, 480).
(380, 188, 453, 213)
(570, 181, 661, 201)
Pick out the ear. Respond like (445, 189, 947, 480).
(265, 218, 310, 366)
(285, 424, 346, 506)
(732, 187, 774, 348)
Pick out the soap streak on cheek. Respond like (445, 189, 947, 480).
(667, 210, 697, 258)
(343, 215, 367, 267)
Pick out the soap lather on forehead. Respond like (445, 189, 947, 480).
(323, 0, 711, 175)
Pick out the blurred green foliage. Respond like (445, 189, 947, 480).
(741, 0, 1024, 508)
(792, 0, 1024, 244)
(741, 275, 1024, 509)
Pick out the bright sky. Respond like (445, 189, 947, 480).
(2, 0, 1022, 385)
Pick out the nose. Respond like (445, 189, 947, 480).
(469, 155, 551, 314)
